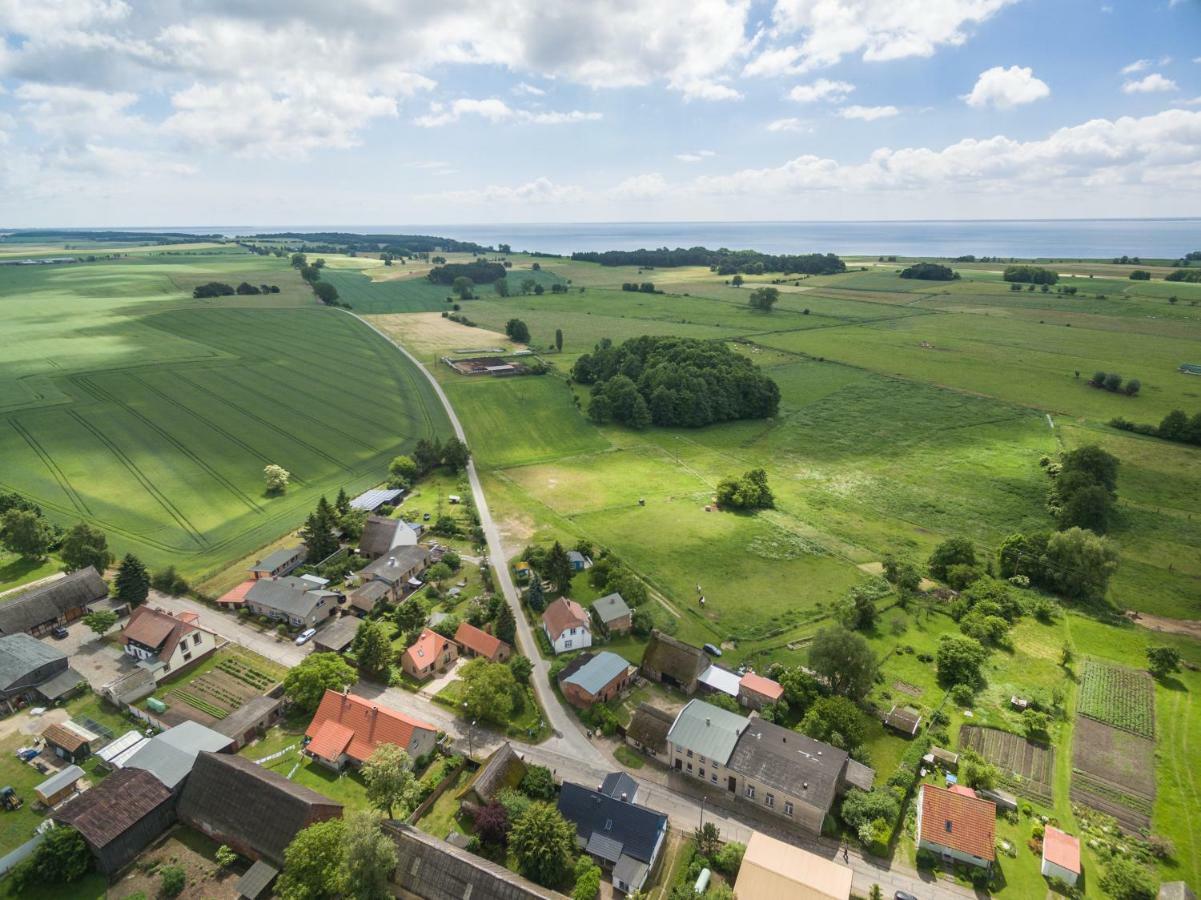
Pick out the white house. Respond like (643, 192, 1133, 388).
(542, 597, 591, 654)
(1041, 826, 1081, 886)
(120, 607, 218, 681)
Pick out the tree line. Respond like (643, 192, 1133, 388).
(1003, 265, 1058, 285)
(427, 261, 507, 286)
(290, 253, 346, 307)
(899, 263, 958, 281)
(1088, 371, 1140, 396)
(192, 281, 280, 298)
(1111, 407, 1201, 446)
(570, 246, 846, 276)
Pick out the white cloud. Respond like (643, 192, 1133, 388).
(1121, 59, 1151, 75)
(672, 78, 743, 101)
(1122, 73, 1178, 94)
(675, 150, 717, 162)
(766, 117, 812, 132)
(610, 173, 670, 199)
(0, 0, 129, 37)
(788, 78, 854, 103)
(15, 83, 145, 141)
(838, 104, 899, 120)
(413, 98, 601, 127)
(513, 82, 546, 96)
(963, 65, 1050, 109)
(745, 0, 1017, 76)
(427, 177, 584, 206)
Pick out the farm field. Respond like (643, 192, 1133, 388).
(1078, 658, 1156, 738)
(960, 725, 1054, 804)
(1071, 715, 1157, 832)
(0, 249, 451, 584)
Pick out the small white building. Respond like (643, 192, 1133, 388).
(542, 598, 591, 654)
(1041, 826, 1081, 886)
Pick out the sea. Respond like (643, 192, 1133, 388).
(162, 219, 1200, 260)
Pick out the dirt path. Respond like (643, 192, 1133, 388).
(1126, 611, 1201, 641)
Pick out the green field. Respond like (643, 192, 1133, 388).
(0, 249, 451, 582)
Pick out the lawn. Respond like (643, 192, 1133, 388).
(0, 554, 60, 595)
(415, 767, 471, 840)
(239, 724, 372, 809)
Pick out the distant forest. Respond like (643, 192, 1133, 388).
(1, 230, 216, 244)
(251, 232, 489, 255)
(570, 246, 846, 276)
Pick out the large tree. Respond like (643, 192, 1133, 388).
(113, 553, 150, 606)
(394, 596, 426, 633)
(1146, 646, 1181, 679)
(927, 537, 976, 582)
(509, 802, 577, 888)
(495, 603, 517, 645)
(361, 745, 418, 818)
(283, 653, 357, 713)
(278, 819, 347, 900)
(936, 634, 989, 688)
(60, 522, 112, 573)
(342, 812, 397, 900)
(505, 318, 531, 343)
(263, 464, 290, 494)
(747, 286, 780, 311)
(799, 696, 867, 752)
(808, 627, 876, 700)
(300, 495, 340, 561)
(354, 620, 394, 682)
(0, 508, 53, 560)
(459, 658, 516, 726)
(1043, 527, 1119, 602)
(544, 542, 574, 593)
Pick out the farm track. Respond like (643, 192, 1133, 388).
(7, 416, 91, 515)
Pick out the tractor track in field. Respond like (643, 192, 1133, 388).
(7, 416, 91, 515)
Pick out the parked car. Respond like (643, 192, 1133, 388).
(50, 626, 69, 640)
(295, 628, 317, 645)
(895, 891, 919, 900)
(702, 643, 722, 657)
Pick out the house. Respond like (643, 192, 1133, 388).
(542, 597, 591, 654)
(387, 821, 563, 900)
(666, 699, 749, 789)
(349, 487, 404, 512)
(558, 652, 633, 708)
(35, 764, 85, 806)
(53, 767, 175, 874)
(1041, 826, 1081, 887)
(0, 566, 107, 637)
(738, 672, 784, 710)
(591, 592, 632, 635)
(600, 771, 640, 803)
(348, 580, 390, 617)
(567, 550, 588, 572)
(457, 742, 527, 810)
(883, 705, 923, 736)
(41, 721, 100, 764)
(916, 783, 997, 871)
(624, 704, 674, 759)
(179, 752, 343, 867)
(358, 515, 421, 559)
(249, 546, 306, 579)
(215, 695, 284, 751)
(698, 664, 741, 699)
(0, 633, 85, 713)
(733, 830, 853, 900)
(402, 628, 459, 681)
(312, 615, 361, 654)
(358, 545, 431, 602)
(124, 720, 235, 793)
(454, 621, 511, 662)
(304, 689, 437, 770)
(216, 579, 257, 609)
(558, 782, 667, 895)
(727, 717, 874, 834)
(244, 577, 339, 629)
(640, 630, 709, 694)
(120, 606, 218, 681)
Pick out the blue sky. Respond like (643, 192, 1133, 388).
(1, 0, 1199, 225)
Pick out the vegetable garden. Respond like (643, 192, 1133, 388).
(1078, 659, 1155, 739)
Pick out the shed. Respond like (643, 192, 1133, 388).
(883, 705, 922, 736)
(97, 730, 149, 768)
(624, 704, 674, 757)
(458, 742, 527, 808)
(924, 746, 960, 771)
(215, 695, 284, 750)
(52, 767, 175, 874)
(313, 616, 361, 654)
(35, 764, 84, 805)
(349, 487, 404, 512)
(698, 665, 741, 698)
(639, 630, 709, 694)
(236, 859, 280, 899)
(1041, 825, 1081, 886)
(42, 722, 99, 764)
(979, 787, 1018, 812)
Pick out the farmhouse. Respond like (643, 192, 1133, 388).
(557, 651, 633, 708)
(738, 672, 784, 710)
(1041, 825, 1081, 887)
(120, 606, 217, 680)
(542, 597, 591, 654)
(123, 720, 234, 793)
(179, 751, 344, 867)
(349, 487, 404, 512)
(667, 699, 748, 787)
(916, 783, 996, 871)
(640, 630, 709, 694)
(52, 767, 176, 875)
(249, 546, 306, 579)
(591, 592, 632, 635)
(402, 628, 458, 681)
(304, 689, 437, 769)
(624, 704, 674, 758)
(244, 576, 339, 629)
(358, 515, 421, 559)
(558, 781, 667, 895)
(348, 580, 391, 616)
(41, 721, 100, 764)
(457, 742, 527, 810)
(0, 566, 107, 637)
(454, 621, 510, 662)
(358, 545, 432, 601)
(734, 830, 852, 900)
(0, 633, 85, 713)
(312, 615, 361, 654)
(35, 764, 85, 806)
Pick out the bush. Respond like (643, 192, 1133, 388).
(160, 864, 187, 898)
(950, 683, 975, 706)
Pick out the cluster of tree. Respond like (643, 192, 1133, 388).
(290, 253, 345, 307)
(1089, 371, 1140, 395)
(1112, 255, 1144, 265)
(1111, 407, 1201, 446)
(6, 825, 92, 893)
(586, 548, 651, 630)
(1046, 444, 1120, 534)
(278, 811, 399, 900)
(428, 261, 507, 286)
(252, 231, 488, 256)
(1171, 250, 1201, 266)
(570, 246, 846, 276)
(192, 281, 236, 298)
(952, 255, 1003, 262)
(521, 541, 578, 599)
(832, 582, 890, 632)
(715, 468, 774, 510)
(1129, 270, 1151, 281)
(298, 491, 368, 563)
(948, 577, 1025, 649)
(573, 336, 779, 429)
(505, 318, 531, 343)
(284, 652, 358, 713)
(621, 282, 657, 293)
(747, 286, 779, 311)
(899, 263, 958, 281)
(0, 491, 61, 561)
(1003, 265, 1058, 285)
(998, 528, 1119, 602)
(1165, 268, 1201, 283)
(386, 438, 469, 492)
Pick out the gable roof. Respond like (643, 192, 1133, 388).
(666, 699, 748, 765)
(735, 830, 852, 900)
(0, 633, 66, 689)
(557, 782, 666, 865)
(349, 488, 403, 511)
(42, 722, 93, 753)
(178, 752, 343, 867)
(53, 767, 172, 848)
(542, 598, 588, 641)
(245, 577, 329, 618)
(560, 652, 631, 697)
(218, 580, 257, 605)
(698, 665, 741, 697)
(313, 615, 361, 652)
(883, 706, 923, 735)
(625, 704, 673, 753)
(304, 690, 436, 764)
(459, 742, 527, 804)
(349, 579, 390, 612)
(591, 593, 630, 625)
(739, 672, 784, 702)
(122, 606, 201, 660)
(640, 630, 708, 683)
(600, 772, 639, 801)
(360, 546, 430, 584)
(0, 567, 107, 635)
(403, 628, 454, 668)
(1043, 826, 1081, 875)
(455, 621, 506, 659)
(919, 784, 996, 862)
(125, 721, 233, 789)
(215, 695, 283, 741)
(37, 764, 84, 798)
(728, 718, 853, 816)
(250, 547, 305, 574)
(358, 516, 411, 557)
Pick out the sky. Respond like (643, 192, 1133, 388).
(1, 0, 1200, 226)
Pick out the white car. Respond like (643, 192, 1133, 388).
(295, 628, 317, 645)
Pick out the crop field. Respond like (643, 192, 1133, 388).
(0, 251, 450, 582)
(959, 725, 1054, 804)
(1078, 658, 1156, 738)
(1072, 715, 1157, 832)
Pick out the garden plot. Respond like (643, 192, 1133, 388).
(959, 725, 1054, 804)
(1078, 658, 1155, 739)
(1071, 715, 1156, 833)
(166, 657, 279, 725)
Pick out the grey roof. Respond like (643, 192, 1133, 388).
(460, 742, 527, 804)
(844, 758, 875, 792)
(235, 859, 279, 899)
(37, 764, 84, 798)
(728, 719, 862, 817)
(698, 664, 741, 697)
(666, 699, 749, 764)
(561, 652, 631, 697)
(567, 551, 586, 565)
(245, 577, 327, 618)
(600, 772, 639, 801)
(0, 568, 107, 635)
(558, 782, 666, 866)
(613, 854, 648, 888)
(250, 547, 305, 574)
(349, 488, 404, 511)
(591, 593, 631, 625)
(359, 516, 410, 558)
(125, 722, 232, 789)
(360, 546, 430, 584)
(350, 580, 390, 612)
(0, 633, 66, 689)
(314, 616, 361, 652)
(215, 695, 283, 741)
(585, 832, 624, 863)
(38, 666, 85, 699)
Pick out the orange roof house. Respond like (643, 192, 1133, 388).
(1041, 826, 1081, 886)
(454, 621, 510, 662)
(304, 690, 437, 769)
(400, 628, 458, 682)
(217, 580, 256, 607)
(738, 672, 784, 709)
(120, 606, 217, 679)
(542, 597, 591, 654)
(916, 784, 996, 870)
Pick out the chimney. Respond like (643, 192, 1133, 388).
(803, 782, 809, 790)
(621, 793, 628, 802)
(388, 556, 397, 567)
(705, 717, 711, 727)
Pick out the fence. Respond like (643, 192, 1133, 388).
(0, 833, 44, 877)
(407, 758, 471, 825)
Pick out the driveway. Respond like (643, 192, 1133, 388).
(39, 618, 133, 691)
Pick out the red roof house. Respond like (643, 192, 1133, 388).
(738, 672, 784, 709)
(304, 690, 437, 770)
(217, 580, 256, 608)
(120, 606, 217, 679)
(542, 597, 591, 654)
(400, 628, 458, 681)
(916, 784, 996, 870)
(454, 621, 510, 662)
